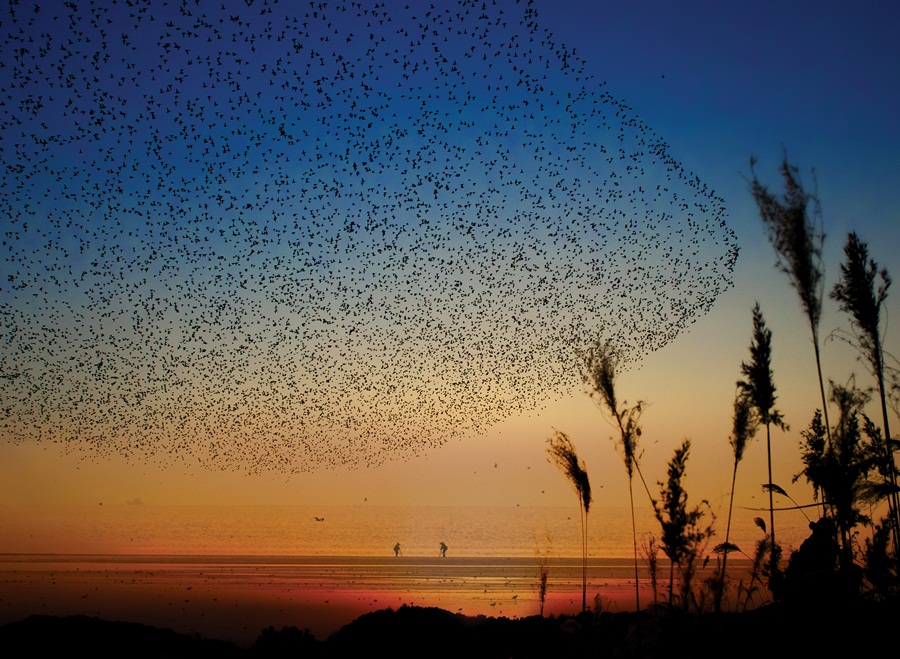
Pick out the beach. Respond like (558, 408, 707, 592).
(0, 553, 756, 647)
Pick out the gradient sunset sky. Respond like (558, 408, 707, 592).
(1, 0, 898, 537)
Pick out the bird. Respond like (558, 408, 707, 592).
(0, 0, 737, 475)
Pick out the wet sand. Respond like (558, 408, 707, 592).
(0, 554, 758, 647)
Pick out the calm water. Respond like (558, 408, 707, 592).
(1, 504, 814, 644)
(1, 503, 810, 559)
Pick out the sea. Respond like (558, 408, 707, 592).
(0, 503, 815, 644)
(1, 503, 810, 559)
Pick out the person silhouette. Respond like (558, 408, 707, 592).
(440, 541, 448, 558)
(394, 542, 401, 557)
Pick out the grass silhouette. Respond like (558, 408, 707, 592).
(738, 303, 788, 582)
(581, 339, 649, 611)
(534, 532, 553, 617)
(652, 439, 714, 610)
(831, 232, 900, 554)
(750, 156, 832, 460)
(716, 390, 760, 611)
(546, 430, 592, 612)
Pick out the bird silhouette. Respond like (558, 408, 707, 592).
(0, 0, 737, 474)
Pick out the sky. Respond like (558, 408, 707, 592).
(1, 0, 899, 536)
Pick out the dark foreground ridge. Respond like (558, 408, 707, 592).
(2, 598, 899, 659)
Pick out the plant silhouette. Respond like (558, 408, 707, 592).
(581, 339, 648, 610)
(716, 390, 760, 611)
(534, 532, 553, 617)
(791, 379, 895, 589)
(546, 430, 592, 612)
(831, 232, 899, 553)
(737, 303, 787, 582)
(652, 439, 714, 610)
(827, 381, 879, 575)
(740, 517, 780, 611)
(794, 409, 828, 519)
(642, 533, 661, 608)
(750, 156, 832, 459)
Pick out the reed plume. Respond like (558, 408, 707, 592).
(737, 303, 787, 580)
(750, 156, 831, 453)
(581, 338, 647, 610)
(831, 232, 899, 552)
(546, 430, 592, 611)
(716, 390, 760, 611)
(652, 439, 713, 610)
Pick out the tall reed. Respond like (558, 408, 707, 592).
(546, 430, 592, 611)
(716, 390, 759, 611)
(652, 439, 713, 610)
(750, 157, 831, 462)
(737, 303, 787, 581)
(581, 339, 648, 611)
(831, 232, 899, 554)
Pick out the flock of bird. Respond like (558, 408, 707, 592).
(0, 1, 737, 473)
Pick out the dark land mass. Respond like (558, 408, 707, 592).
(2, 598, 898, 659)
